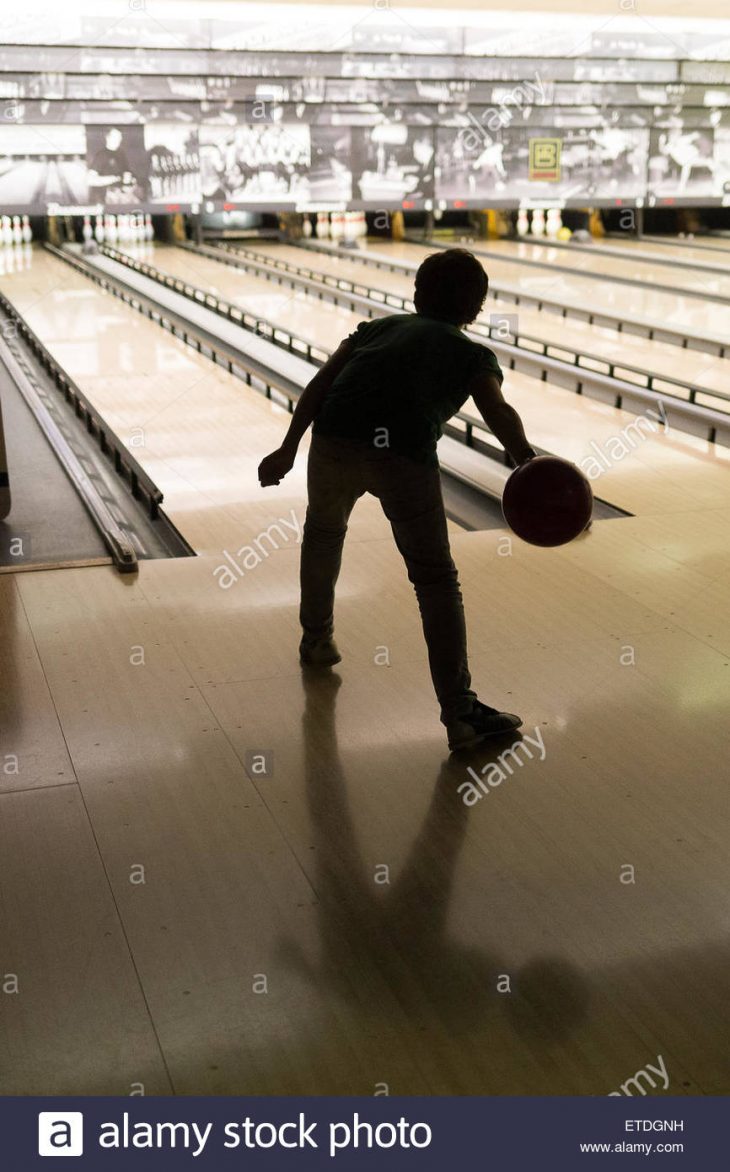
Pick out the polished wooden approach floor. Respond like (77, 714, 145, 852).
(0, 245, 728, 1096)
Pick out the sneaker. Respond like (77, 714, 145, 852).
(299, 636, 342, 667)
(447, 701, 523, 752)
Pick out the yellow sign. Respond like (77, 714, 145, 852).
(529, 138, 562, 182)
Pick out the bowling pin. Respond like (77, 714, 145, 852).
(95, 214, 105, 243)
(21, 214, 32, 244)
(12, 215, 22, 245)
(2, 216, 13, 247)
(545, 208, 561, 239)
(331, 212, 344, 241)
(315, 212, 328, 239)
(531, 208, 545, 236)
(302, 215, 313, 238)
(516, 208, 529, 237)
(82, 214, 93, 243)
(144, 213, 154, 241)
(107, 214, 117, 244)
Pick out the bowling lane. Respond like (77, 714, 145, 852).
(136, 242, 361, 353)
(317, 238, 730, 350)
(130, 244, 730, 519)
(589, 235, 730, 272)
(0, 159, 88, 205)
(6, 245, 728, 522)
(239, 241, 730, 407)
(653, 234, 730, 256)
(240, 238, 417, 304)
(0, 246, 392, 558)
(464, 237, 730, 301)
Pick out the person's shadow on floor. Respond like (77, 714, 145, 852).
(276, 670, 590, 1086)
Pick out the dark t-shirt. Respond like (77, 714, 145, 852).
(89, 147, 132, 203)
(313, 313, 502, 464)
(90, 147, 130, 179)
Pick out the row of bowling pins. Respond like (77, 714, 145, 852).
(0, 215, 33, 247)
(83, 212, 154, 246)
(516, 207, 563, 238)
(304, 211, 367, 241)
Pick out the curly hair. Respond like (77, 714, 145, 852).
(413, 248, 489, 327)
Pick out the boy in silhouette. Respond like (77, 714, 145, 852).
(258, 248, 536, 750)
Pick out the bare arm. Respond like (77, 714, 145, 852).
(258, 335, 355, 486)
(468, 370, 536, 466)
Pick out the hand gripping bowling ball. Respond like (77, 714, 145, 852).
(502, 455, 593, 547)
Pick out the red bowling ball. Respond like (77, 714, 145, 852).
(502, 455, 593, 547)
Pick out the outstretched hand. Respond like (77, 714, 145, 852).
(258, 445, 296, 487)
